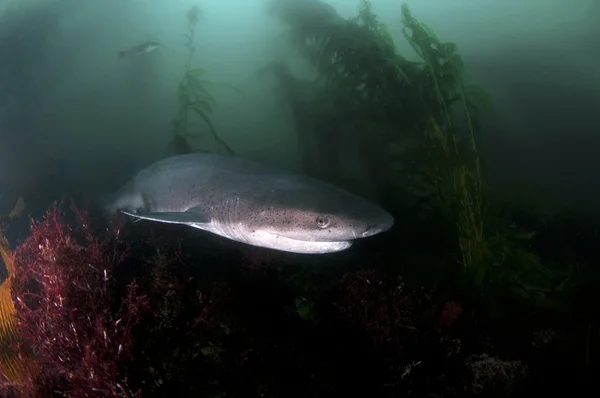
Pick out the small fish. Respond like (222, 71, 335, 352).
(118, 41, 159, 59)
(105, 153, 394, 254)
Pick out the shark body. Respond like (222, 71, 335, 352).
(106, 153, 394, 254)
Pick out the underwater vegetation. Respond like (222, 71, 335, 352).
(0, 205, 148, 397)
(169, 5, 245, 157)
(0, 0, 599, 397)
(266, 0, 576, 307)
(169, 5, 234, 156)
(0, 203, 532, 397)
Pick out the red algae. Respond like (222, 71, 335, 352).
(9, 202, 149, 397)
(335, 270, 414, 347)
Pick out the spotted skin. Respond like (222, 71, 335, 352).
(107, 153, 394, 254)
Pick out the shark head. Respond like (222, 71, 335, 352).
(233, 179, 394, 254)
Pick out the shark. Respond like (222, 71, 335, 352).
(105, 153, 394, 254)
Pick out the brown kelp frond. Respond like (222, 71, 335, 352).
(0, 215, 38, 392)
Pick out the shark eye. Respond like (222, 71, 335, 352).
(315, 215, 330, 228)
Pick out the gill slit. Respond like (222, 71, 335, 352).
(225, 196, 244, 243)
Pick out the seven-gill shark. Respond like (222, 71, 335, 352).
(105, 153, 394, 254)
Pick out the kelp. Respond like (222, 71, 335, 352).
(400, 4, 573, 304)
(169, 5, 234, 156)
(269, 0, 575, 308)
(0, 207, 38, 393)
(172, 66, 233, 155)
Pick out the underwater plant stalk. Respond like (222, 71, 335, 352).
(170, 5, 234, 156)
(401, 3, 486, 287)
(185, 6, 200, 71)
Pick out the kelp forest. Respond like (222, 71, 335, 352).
(0, 1, 599, 397)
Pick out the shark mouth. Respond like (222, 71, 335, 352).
(252, 231, 353, 254)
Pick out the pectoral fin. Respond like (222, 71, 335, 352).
(121, 206, 210, 225)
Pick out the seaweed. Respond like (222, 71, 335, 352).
(169, 5, 234, 156)
(267, 0, 576, 308)
(0, 1, 596, 395)
(398, 5, 575, 305)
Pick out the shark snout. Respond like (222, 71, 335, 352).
(361, 212, 394, 238)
